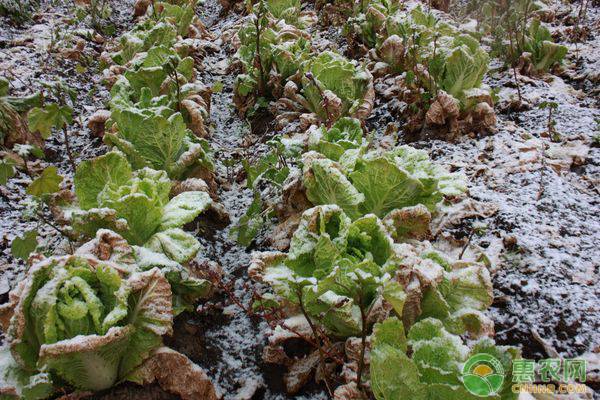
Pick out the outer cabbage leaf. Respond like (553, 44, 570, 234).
(135, 245, 212, 314)
(74, 152, 133, 210)
(0, 347, 54, 400)
(145, 228, 201, 264)
(159, 191, 212, 230)
(302, 153, 365, 219)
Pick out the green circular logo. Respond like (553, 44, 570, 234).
(462, 354, 505, 397)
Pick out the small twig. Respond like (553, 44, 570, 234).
(459, 229, 474, 260)
(62, 126, 76, 174)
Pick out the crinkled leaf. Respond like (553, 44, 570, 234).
(145, 228, 201, 264)
(303, 156, 364, 219)
(74, 152, 133, 210)
(159, 191, 212, 230)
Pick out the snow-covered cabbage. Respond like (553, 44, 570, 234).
(344, 0, 401, 47)
(0, 230, 214, 397)
(109, 0, 201, 66)
(307, 117, 366, 161)
(233, 19, 310, 112)
(110, 22, 178, 65)
(251, 205, 395, 337)
(105, 59, 213, 180)
(302, 145, 466, 220)
(0, 252, 173, 393)
(371, 318, 520, 400)
(430, 35, 490, 103)
(251, 206, 494, 339)
(385, 7, 490, 104)
(300, 51, 373, 122)
(522, 19, 568, 73)
(113, 49, 196, 103)
(70, 152, 212, 263)
(258, 0, 315, 27)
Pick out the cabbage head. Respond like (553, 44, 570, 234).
(302, 145, 466, 220)
(0, 252, 173, 393)
(71, 151, 212, 263)
(301, 51, 372, 121)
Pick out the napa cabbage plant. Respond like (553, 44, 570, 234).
(113, 50, 195, 103)
(254, 0, 315, 27)
(109, 0, 200, 66)
(520, 19, 567, 73)
(0, 251, 174, 394)
(251, 205, 493, 339)
(370, 317, 520, 400)
(110, 21, 178, 66)
(68, 152, 212, 263)
(428, 35, 490, 103)
(105, 93, 213, 180)
(251, 205, 396, 337)
(302, 145, 465, 220)
(344, 0, 402, 48)
(300, 51, 374, 122)
(233, 16, 311, 113)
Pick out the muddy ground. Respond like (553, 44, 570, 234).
(0, 0, 599, 399)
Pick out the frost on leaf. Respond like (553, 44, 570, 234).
(128, 347, 219, 400)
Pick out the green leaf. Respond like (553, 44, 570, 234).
(0, 157, 16, 185)
(11, 230, 38, 261)
(233, 193, 266, 247)
(28, 104, 73, 139)
(0, 78, 8, 96)
(145, 228, 201, 264)
(108, 109, 191, 177)
(212, 81, 224, 93)
(370, 344, 426, 400)
(159, 191, 212, 230)
(372, 317, 407, 351)
(27, 167, 62, 196)
(74, 152, 133, 210)
(350, 156, 427, 217)
(383, 280, 407, 318)
(0, 347, 54, 400)
(303, 156, 364, 219)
